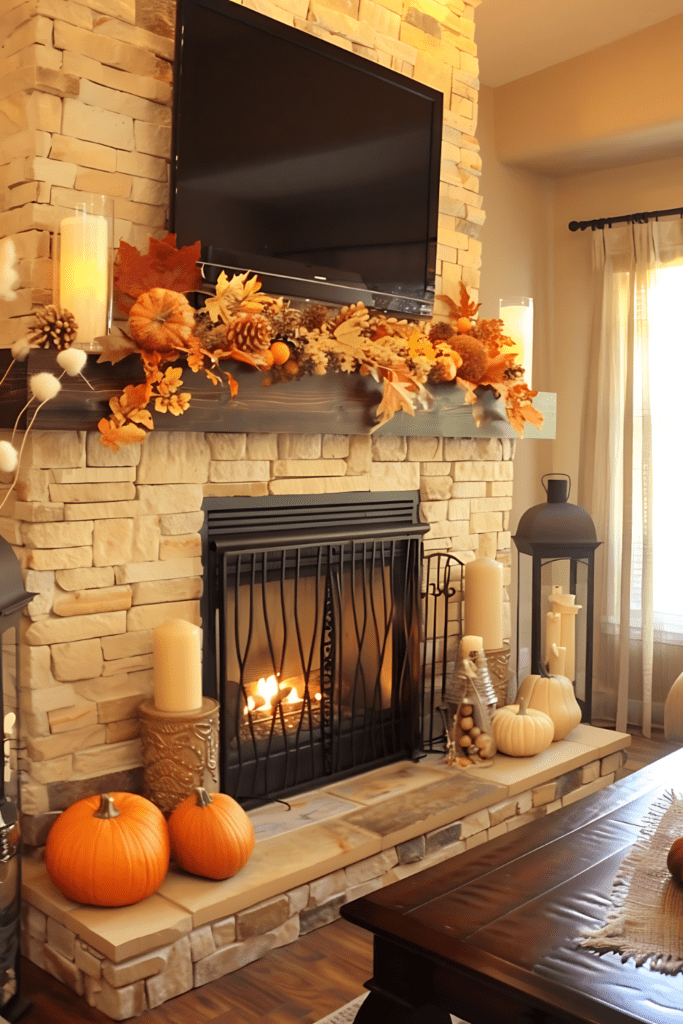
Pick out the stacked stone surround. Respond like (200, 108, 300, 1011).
(2, 426, 514, 846)
(0, 0, 484, 344)
(20, 739, 629, 1019)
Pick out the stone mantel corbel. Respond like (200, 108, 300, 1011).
(0, 351, 555, 439)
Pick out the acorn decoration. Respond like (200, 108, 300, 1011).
(441, 635, 497, 767)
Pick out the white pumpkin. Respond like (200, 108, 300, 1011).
(514, 673, 582, 741)
(491, 696, 554, 757)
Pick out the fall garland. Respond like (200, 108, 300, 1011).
(11, 234, 545, 453)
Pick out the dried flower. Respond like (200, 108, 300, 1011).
(0, 442, 18, 474)
(10, 337, 31, 361)
(30, 373, 62, 403)
(57, 348, 88, 376)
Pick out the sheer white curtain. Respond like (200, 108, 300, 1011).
(582, 218, 683, 737)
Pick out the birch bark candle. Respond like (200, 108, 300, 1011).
(464, 557, 503, 650)
(153, 619, 203, 712)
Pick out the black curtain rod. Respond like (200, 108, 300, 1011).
(568, 205, 683, 232)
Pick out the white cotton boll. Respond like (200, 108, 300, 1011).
(0, 239, 20, 302)
(29, 373, 62, 403)
(0, 442, 18, 474)
(57, 348, 87, 375)
(10, 337, 31, 361)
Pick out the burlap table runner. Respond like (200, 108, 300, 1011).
(579, 791, 683, 974)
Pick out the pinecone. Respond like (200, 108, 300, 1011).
(299, 303, 329, 332)
(194, 309, 228, 352)
(224, 311, 272, 353)
(264, 300, 301, 340)
(332, 302, 370, 330)
(449, 336, 488, 383)
(28, 304, 78, 350)
(429, 320, 455, 342)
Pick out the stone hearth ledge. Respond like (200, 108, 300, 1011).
(20, 725, 629, 1019)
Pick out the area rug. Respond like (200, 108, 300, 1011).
(314, 994, 468, 1023)
(579, 790, 683, 973)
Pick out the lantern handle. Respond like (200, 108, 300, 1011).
(541, 473, 571, 501)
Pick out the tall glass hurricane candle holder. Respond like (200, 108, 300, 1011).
(55, 194, 113, 352)
(499, 296, 533, 387)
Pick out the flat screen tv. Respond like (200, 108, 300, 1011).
(171, 0, 443, 317)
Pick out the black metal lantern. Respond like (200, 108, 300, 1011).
(0, 536, 34, 1021)
(512, 475, 601, 723)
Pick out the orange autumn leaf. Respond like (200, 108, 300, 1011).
(98, 418, 147, 452)
(114, 234, 202, 315)
(225, 371, 239, 397)
(372, 376, 418, 432)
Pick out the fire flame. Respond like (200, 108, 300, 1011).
(244, 675, 322, 714)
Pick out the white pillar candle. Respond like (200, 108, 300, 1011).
(499, 297, 533, 386)
(549, 587, 581, 682)
(459, 635, 483, 657)
(464, 557, 503, 650)
(153, 619, 203, 712)
(548, 644, 566, 677)
(59, 212, 109, 348)
(545, 611, 562, 667)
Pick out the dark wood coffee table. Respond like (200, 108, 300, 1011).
(341, 748, 683, 1024)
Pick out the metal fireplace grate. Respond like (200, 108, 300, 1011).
(201, 493, 429, 805)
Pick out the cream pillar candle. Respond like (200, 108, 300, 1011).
(545, 611, 562, 667)
(459, 635, 483, 657)
(153, 619, 203, 712)
(549, 587, 581, 681)
(464, 557, 503, 650)
(59, 209, 109, 349)
(548, 644, 566, 677)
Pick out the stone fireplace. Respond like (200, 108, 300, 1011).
(0, 0, 582, 1017)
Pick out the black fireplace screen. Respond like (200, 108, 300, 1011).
(202, 493, 428, 804)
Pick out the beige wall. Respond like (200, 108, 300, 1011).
(477, 84, 554, 532)
(493, 14, 683, 176)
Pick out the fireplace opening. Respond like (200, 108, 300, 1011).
(201, 493, 428, 805)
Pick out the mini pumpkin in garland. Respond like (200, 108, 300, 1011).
(168, 787, 255, 880)
(45, 792, 170, 907)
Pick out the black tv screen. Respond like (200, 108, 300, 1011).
(171, 0, 442, 316)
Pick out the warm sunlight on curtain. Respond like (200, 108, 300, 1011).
(583, 219, 683, 737)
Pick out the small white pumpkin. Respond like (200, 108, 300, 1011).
(514, 673, 582, 741)
(491, 696, 554, 757)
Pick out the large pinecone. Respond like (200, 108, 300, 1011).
(28, 305, 78, 350)
(224, 312, 272, 352)
(264, 301, 301, 340)
(299, 303, 329, 332)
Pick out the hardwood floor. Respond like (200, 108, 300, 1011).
(15, 725, 682, 1024)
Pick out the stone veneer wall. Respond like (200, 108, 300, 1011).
(3, 427, 513, 846)
(0, 0, 484, 341)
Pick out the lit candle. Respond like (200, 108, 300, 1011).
(545, 611, 562, 667)
(153, 619, 203, 712)
(59, 211, 109, 348)
(459, 635, 483, 657)
(499, 298, 533, 386)
(464, 557, 503, 650)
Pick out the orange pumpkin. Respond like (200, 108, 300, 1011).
(667, 837, 683, 881)
(128, 287, 196, 351)
(45, 792, 170, 906)
(168, 787, 255, 880)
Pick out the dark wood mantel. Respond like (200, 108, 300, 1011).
(0, 350, 555, 438)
